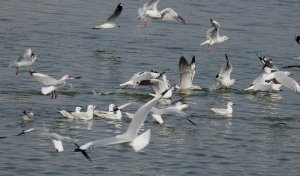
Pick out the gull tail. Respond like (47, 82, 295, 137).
(41, 86, 55, 95)
(200, 40, 209, 46)
(74, 143, 92, 162)
(244, 86, 254, 91)
(131, 129, 151, 152)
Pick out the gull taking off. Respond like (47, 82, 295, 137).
(74, 88, 171, 162)
(138, 0, 186, 27)
(177, 56, 201, 90)
(9, 48, 38, 75)
(120, 70, 161, 88)
(210, 102, 234, 116)
(93, 3, 122, 29)
(200, 19, 229, 53)
(29, 70, 81, 99)
(215, 54, 237, 89)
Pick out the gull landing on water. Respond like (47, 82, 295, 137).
(29, 70, 81, 99)
(200, 19, 230, 53)
(93, 3, 122, 29)
(138, 0, 186, 27)
(215, 54, 237, 89)
(9, 49, 38, 75)
(74, 88, 171, 162)
(176, 56, 201, 90)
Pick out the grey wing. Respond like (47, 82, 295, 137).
(219, 54, 233, 77)
(31, 72, 58, 86)
(134, 72, 158, 83)
(162, 107, 190, 117)
(106, 3, 122, 22)
(80, 136, 128, 150)
(47, 132, 77, 143)
(143, 0, 159, 10)
(274, 72, 300, 92)
(160, 8, 186, 23)
(179, 56, 193, 88)
(208, 19, 220, 39)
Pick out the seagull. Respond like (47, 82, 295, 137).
(120, 70, 161, 88)
(138, 0, 186, 27)
(94, 103, 131, 120)
(150, 100, 195, 125)
(9, 48, 38, 75)
(93, 3, 122, 29)
(16, 128, 36, 136)
(71, 105, 97, 120)
(177, 56, 201, 90)
(29, 70, 81, 99)
(58, 106, 82, 119)
(200, 19, 230, 53)
(265, 71, 300, 93)
(74, 88, 171, 162)
(215, 54, 237, 89)
(22, 111, 34, 121)
(210, 102, 234, 116)
(138, 71, 173, 98)
(295, 35, 300, 44)
(43, 132, 78, 152)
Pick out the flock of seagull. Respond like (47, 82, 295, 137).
(6, 0, 300, 162)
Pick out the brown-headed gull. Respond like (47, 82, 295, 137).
(93, 3, 122, 29)
(200, 19, 230, 53)
(216, 54, 237, 89)
(9, 49, 38, 75)
(138, 0, 186, 27)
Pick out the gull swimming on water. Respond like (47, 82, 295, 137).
(138, 0, 186, 27)
(22, 111, 35, 121)
(215, 54, 237, 89)
(93, 3, 122, 29)
(58, 106, 82, 119)
(210, 102, 234, 116)
(29, 70, 81, 99)
(176, 56, 201, 90)
(9, 48, 38, 75)
(94, 103, 131, 120)
(71, 105, 97, 120)
(200, 19, 230, 53)
(74, 88, 170, 162)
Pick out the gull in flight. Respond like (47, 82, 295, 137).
(9, 48, 38, 75)
(210, 102, 234, 116)
(200, 19, 230, 53)
(176, 56, 201, 90)
(138, 71, 173, 98)
(138, 0, 186, 27)
(74, 88, 171, 162)
(120, 70, 161, 88)
(215, 54, 237, 89)
(58, 106, 82, 119)
(29, 70, 81, 99)
(93, 3, 122, 29)
(71, 105, 97, 120)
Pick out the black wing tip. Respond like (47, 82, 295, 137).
(16, 130, 25, 136)
(29, 69, 36, 76)
(191, 56, 195, 64)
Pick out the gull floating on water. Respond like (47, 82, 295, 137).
(58, 106, 82, 119)
(138, 0, 186, 27)
(176, 56, 201, 90)
(93, 3, 122, 29)
(22, 111, 34, 121)
(71, 105, 97, 120)
(9, 48, 38, 75)
(200, 19, 230, 53)
(215, 54, 237, 89)
(74, 88, 170, 162)
(210, 102, 234, 116)
(29, 70, 81, 99)
(94, 103, 131, 120)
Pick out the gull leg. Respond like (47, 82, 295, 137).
(51, 92, 54, 99)
(207, 45, 212, 53)
(54, 90, 57, 99)
(16, 67, 19, 75)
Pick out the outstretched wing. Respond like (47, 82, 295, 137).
(106, 3, 122, 22)
(143, 0, 159, 10)
(274, 72, 300, 92)
(29, 70, 58, 86)
(179, 56, 194, 89)
(218, 54, 233, 78)
(160, 8, 186, 23)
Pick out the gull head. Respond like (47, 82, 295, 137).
(222, 36, 230, 42)
(75, 107, 82, 113)
(227, 102, 234, 107)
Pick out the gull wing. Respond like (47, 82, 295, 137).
(29, 70, 58, 86)
(160, 8, 186, 23)
(79, 136, 129, 151)
(207, 19, 220, 39)
(106, 3, 122, 22)
(218, 54, 233, 78)
(143, 0, 159, 10)
(274, 72, 300, 92)
(179, 56, 194, 89)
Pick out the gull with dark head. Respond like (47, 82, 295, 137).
(215, 54, 237, 89)
(200, 19, 230, 53)
(138, 0, 186, 27)
(9, 48, 38, 75)
(177, 56, 201, 90)
(74, 88, 170, 162)
(93, 3, 122, 29)
(22, 111, 35, 121)
(29, 70, 81, 99)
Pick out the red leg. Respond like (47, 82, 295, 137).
(207, 45, 212, 53)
